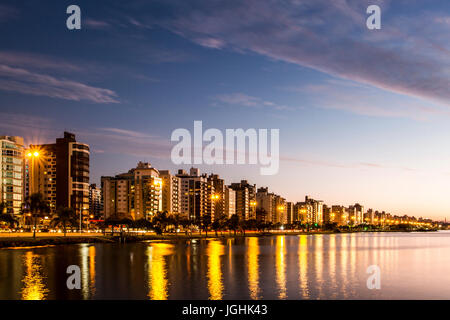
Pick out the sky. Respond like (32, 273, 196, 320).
(0, 0, 449, 219)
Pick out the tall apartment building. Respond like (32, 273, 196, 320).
(159, 170, 181, 215)
(0, 136, 24, 215)
(255, 187, 286, 224)
(229, 180, 256, 220)
(286, 202, 294, 224)
(224, 186, 236, 218)
(208, 174, 226, 221)
(102, 162, 162, 220)
(331, 205, 348, 226)
(294, 202, 313, 224)
(365, 208, 375, 224)
(176, 168, 212, 221)
(256, 187, 275, 223)
(89, 184, 103, 219)
(27, 132, 90, 217)
(348, 203, 364, 224)
(273, 195, 287, 224)
(305, 196, 323, 225)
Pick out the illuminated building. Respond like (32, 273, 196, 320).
(230, 180, 256, 220)
(102, 161, 161, 220)
(159, 170, 181, 215)
(0, 136, 24, 215)
(27, 132, 90, 216)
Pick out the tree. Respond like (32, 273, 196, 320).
(0, 213, 17, 228)
(0, 202, 6, 215)
(228, 214, 240, 236)
(201, 215, 212, 237)
(52, 207, 77, 236)
(152, 211, 170, 233)
(24, 193, 50, 239)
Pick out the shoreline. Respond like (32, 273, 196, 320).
(0, 229, 439, 248)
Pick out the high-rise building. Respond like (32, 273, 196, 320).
(89, 184, 103, 220)
(159, 170, 181, 215)
(208, 174, 225, 221)
(286, 202, 294, 224)
(294, 202, 313, 224)
(224, 186, 236, 218)
(0, 136, 24, 216)
(305, 196, 323, 225)
(255, 187, 286, 224)
(27, 132, 90, 217)
(102, 162, 161, 220)
(176, 168, 212, 221)
(348, 203, 364, 225)
(331, 205, 348, 226)
(256, 187, 275, 223)
(230, 180, 256, 220)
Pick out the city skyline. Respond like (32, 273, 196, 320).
(0, 0, 449, 219)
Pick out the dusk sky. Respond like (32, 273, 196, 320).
(0, 0, 449, 219)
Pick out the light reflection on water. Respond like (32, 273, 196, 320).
(2, 232, 450, 300)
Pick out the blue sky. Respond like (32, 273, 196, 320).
(0, 0, 449, 219)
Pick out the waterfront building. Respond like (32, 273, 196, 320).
(230, 180, 256, 220)
(159, 170, 181, 215)
(208, 174, 226, 221)
(102, 162, 161, 220)
(286, 202, 294, 224)
(304, 196, 323, 225)
(89, 184, 103, 220)
(0, 136, 24, 216)
(348, 203, 364, 224)
(27, 132, 90, 218)
(176, 168, 213, 221)
(256, 187, 275, 223)
(331, 205, 348, 226)
(224, 186, 236, 218)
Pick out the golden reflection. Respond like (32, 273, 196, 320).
(21, 251, 49, 300)
(147, 243, 174, 300)
(80, 245, 89, 299)
(314, 235, 323, 298)
(207, 240, 225, 300)
(89, 246, 96, 295)
(275, 236, 287, 299)
(340, 234, 349, 298)
(247, 237, 260, 299)
(298, 235, 309, 298)
(329, 235, 337, 298)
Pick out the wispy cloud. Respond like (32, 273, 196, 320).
(84, 19, 111, 30)
(146, 0, 449, 106)
(0, 64, 119, 103)
(0, 51, 82, 72)
(99, 127, 158, 139)
(213, 93, 293, 111)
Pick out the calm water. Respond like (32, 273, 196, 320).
(2, 231, 450, 300)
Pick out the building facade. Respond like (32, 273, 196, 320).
(159, 170, 181, 215)
(0, 136, 24, 215)
(27, 132, 90, 218)
(230, 180, 256, 220)
(102, 162, 162, 220)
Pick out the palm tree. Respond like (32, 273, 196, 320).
(24, 193, 50, 239)
(52, 207, 77, 236)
